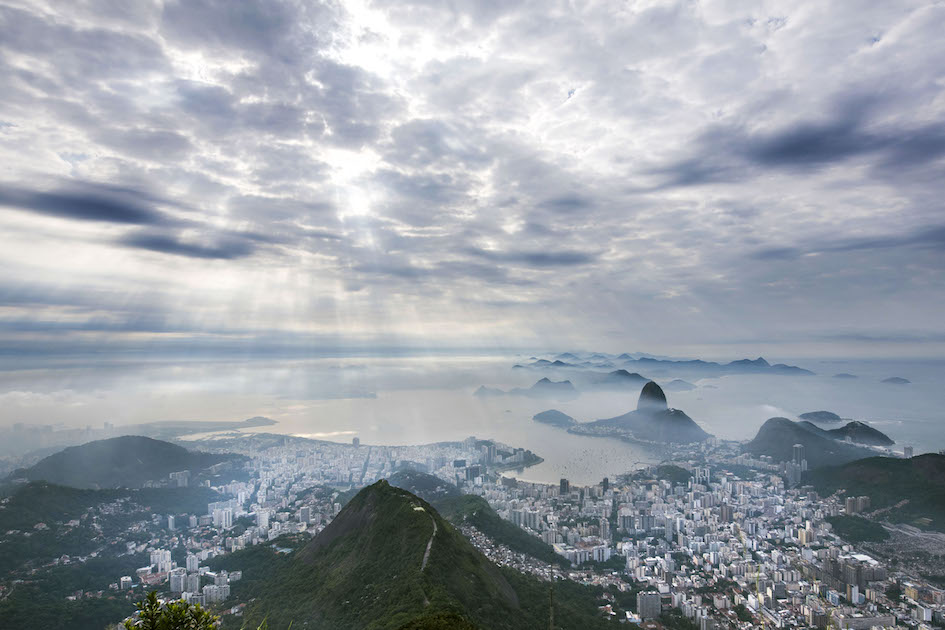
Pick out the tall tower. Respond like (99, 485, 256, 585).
(792, 443, 805, 466)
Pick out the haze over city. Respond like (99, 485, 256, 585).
(1, 2, 944, 630)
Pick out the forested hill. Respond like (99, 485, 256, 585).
(11, 435, 245, 489)
(806, 454, 945, 531)
(232, 480, 608, 629)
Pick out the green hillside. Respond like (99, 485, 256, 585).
(388, 470, 567, 568)
(433, 494, 568, 568)
(0, 482, 221, 576)
(806, 454, 945, 530)
(232, 480, 605, 629)
(11, 435, 245, 489)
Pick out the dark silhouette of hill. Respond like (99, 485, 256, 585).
(882, 376, 911, 384)
(12, 436, 243, 489)
(532, 409, 576, 427)
(799, 410, 842, 423)
(621, 355, 814, 377)
(237, 480, 607, 629)
(637, 381, 668, 411)
(474, 378, 578, 399)
(518, 354, 813, 377)
(663, 379, 696, 392)
(806, 454, 945, 531)
(582, 369, 647, 390)
(826, 421, 894, 446)
(571, 381, 710, 443)
(744, 418, 877, 469)
(833, 373, 858, 379)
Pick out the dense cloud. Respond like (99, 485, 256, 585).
(0, 0, 943, 358)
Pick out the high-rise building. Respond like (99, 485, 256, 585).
(150, 549, 172, 574)
(167, 515, 175, 531)
(169, 470, 190, 487)
(184, 573, 201, 594)
(793, 443, 805, 466)
(119, 576, 132, 590)
(299, 506, 311, 524)
(203, 584, 230, 603)
(186, 554, 199, 572)
(352, 437, 360, 447)
(213, 508, 234, 529)
(560, 478, 570, 495)
(637, 591, 662, 620)
(169, 567, 187, 593)
(257, 509, 270, 530)
(856, 496, 870, 513)
(602, 477, 609, 492)
(845, 497, 858, 514)
(904, 446, 914, 458)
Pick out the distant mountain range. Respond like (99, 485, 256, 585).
(663, 379, 697, 392)
(232, 480, 609, 629)
(515, 353, 814, 378)
(744, 418, 889, 469)
(569, 381, 711, 444)
(474, 377, 578, 399)
(9, 436, 246, 489)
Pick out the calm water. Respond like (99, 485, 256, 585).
(4, 354, 945, 486)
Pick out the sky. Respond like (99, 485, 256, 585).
(1, 0, 944, 363)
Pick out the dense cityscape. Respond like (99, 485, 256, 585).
(4, 426, 941, 629)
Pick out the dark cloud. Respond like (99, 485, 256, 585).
(466, 247, 596, 267)
(161, 0, 297, 54)
(658, 116, 945, 188)
(0, 184, 170, 225)
(120, 231, 256, 259)
(538, 194, 594, 213)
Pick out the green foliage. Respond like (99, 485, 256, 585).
(733, 603, 753, 622)
(433, 494, 568, 568)
(123, 591, 218, 629)
(660, 607, 699, 630)
(655, 465, 692, 485)
(0, 482, 221, 531)
(807, 454, 945, 531)
(396, 611, 479, 629)
(0, 482, 221, 576)
(886, 584, 902, 604)
(227, 481, 604, 630)
(826, 515, 890, 543)
(0, 582, 135, 630)
(578, 554, 626, 572)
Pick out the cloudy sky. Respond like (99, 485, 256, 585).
(1, 0, 944, 362)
